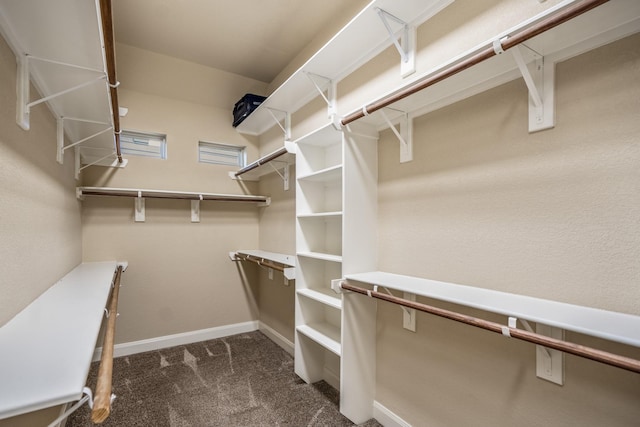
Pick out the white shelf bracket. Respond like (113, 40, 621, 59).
(403, 292, 416, 332)
(304, 72, 338, 124)
(134, 192, 145, 222)
(16, 54, 30, 130)
(510, 318, 564, 385)
(267, 161, 290, 191)
(379, 108, 413, 163)
(191, 196, 202, 223)
(510, 44, 555, 132)
(265, 108, 291, 142)
(56, 117, 113, 164)
(375, 7, 416, 78)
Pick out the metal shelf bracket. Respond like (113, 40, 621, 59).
(304, 72, 338, 125)
(375, 8, 416, 78)
(57, 117, 113, 164)
(379, 108, 413, 163)
(265, 108, 291, 142)
(17, 54, 107, 131)
(509, 43, 555, 132)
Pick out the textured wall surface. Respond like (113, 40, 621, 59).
(0, 34, 82, 327)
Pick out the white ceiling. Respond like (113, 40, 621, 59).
(113, 0, 366, 84)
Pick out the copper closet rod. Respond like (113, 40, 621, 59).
(340, 282, 640, 374)
(235, 146, 289, 177)
(341, 0, 609, 126)
(91, 266, 123, 424)
(99, 0, 122, 163)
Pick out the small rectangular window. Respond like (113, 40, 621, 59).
(120, 130, 167, 159)
(198, 141, 246, 167)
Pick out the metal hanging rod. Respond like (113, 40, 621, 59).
(98, 0, 122, 163)
(339, 281, 640, 374)
(341, 0, 609, 126)
(77, 187, 270, 203)
(235, 146, 289, 177)
(91, 266, 123, 424)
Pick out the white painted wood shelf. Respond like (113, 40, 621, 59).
(297, 252, 343, 263)
(346, 0, 640, 132)
(0, 0, 121, 170)
(297, 288, 342, 310)
(231, 249, 296, 281)
(344, 271, 640, 348)
(296, 324, 342, 356)
(0, 262, 120, 420)
(235, 0, 455, 136)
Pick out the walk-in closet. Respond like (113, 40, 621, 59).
(1, 0, 639, 426)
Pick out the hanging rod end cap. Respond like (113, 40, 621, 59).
(331, 279, 345, 294)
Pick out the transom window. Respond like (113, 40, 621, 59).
(120, 130, 167, 159)
(198, 141, 246, 167)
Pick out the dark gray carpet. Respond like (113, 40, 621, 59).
(67, 331, 382, 426)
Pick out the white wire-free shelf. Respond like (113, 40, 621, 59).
(0, 262, 121, 420)
(296, 323, 342, 356)
(0, 0, 120, 169)
(344, 271, 640, 348)
(235, 0, 455, 136)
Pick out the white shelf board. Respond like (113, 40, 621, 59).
(236, 0, 455, 136)
(296, 323, 342, 356)
(298, 288, 342, 310)
(235, 249, 296, 267)
(297, 165, 343, 182)
(347, 0, 640, 130)
(298, 252, 343, 263)
(344, 271, 640, 348)
(0, 261, 118, 419)
(0, 0, 117, 162)
(293, 123, 342, 147)
(297, 211, 343, 219)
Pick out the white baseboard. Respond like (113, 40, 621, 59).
(93, 321, 259, 361)
(258, 321, 294, 356)
(373, 401, 412, 427)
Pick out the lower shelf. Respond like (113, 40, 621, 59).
(296, 323, 341, 356)
(297, 288, 342, 309)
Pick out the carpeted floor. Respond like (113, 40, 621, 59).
(67, 331, 382, 426)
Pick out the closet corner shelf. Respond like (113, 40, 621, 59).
(231, 250, 296, 281)
(296, 323, 342, 356)
(343, 271, 640, 348)
(0, 261, 120, 420)
(235, 0, 455, 136)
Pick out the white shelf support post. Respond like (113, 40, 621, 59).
(510, 44, 555, 132)
(304, 72, 338, 127)
(375, 7, 416, 78)
(134, 192, 145, 222)
(16, 54, 30, 130)
(535, 323, 564, 385)
(265, 108, 291, 142)
(379, 108, 413, 163)
(191, 195, 202, 223)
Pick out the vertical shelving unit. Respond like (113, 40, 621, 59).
(294, 122, 378, 422)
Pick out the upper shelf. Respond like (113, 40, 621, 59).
(344, 271, 640, 348)
(235, 0, 455, 136)
(0, 0, 119, 168)
(345, 0, 640, 130)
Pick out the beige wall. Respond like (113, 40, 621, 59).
(81, 48, 267, 343)
(254, 123, 297, 344)
(0, 34, 82, 327)
(375, 33, 640, 426)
